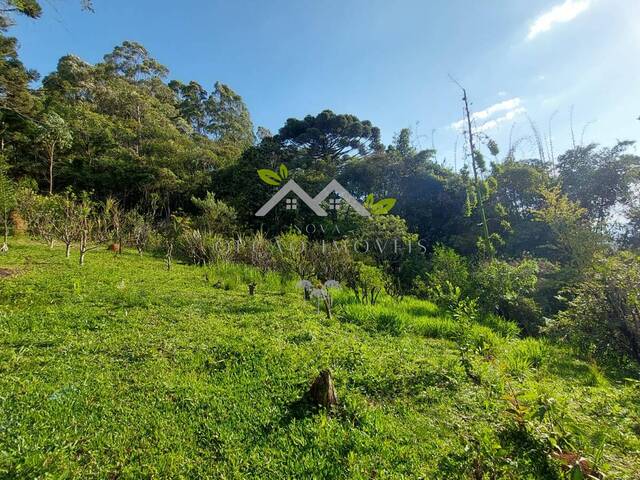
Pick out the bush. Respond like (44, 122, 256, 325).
(348, 262, 386, 305)
(307, 240, 356, 284)
(273, 231, 314, 281)
(545, 252, 640, 365)
(178, 229, 230, 265)
(473, 258, 542, 334)
(237, 231, 276, 277)
(427, 244, 470, 295)
(191, 192, 240, 236)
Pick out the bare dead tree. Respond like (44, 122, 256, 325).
(548, 110, 558, 174)
(580, 120, 596, 146)
(459, 86, 491, 253)
(527, 116, 547, 166)
(569, 105, 577, 149)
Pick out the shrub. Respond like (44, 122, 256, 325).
(273, 231, 314, 281)
(236, 231, 276, 277)
(426, 244, 470, 295)
(191, 192, 239, 236)
(473, 258, 542, 334)
(467, 324, 503, 357)
(178, 229, 230, 265)
(124, 209, 154, 254)
(348, 262, 386, 305)
(307, 239, 356, 284)
(545, 252, 640, 365)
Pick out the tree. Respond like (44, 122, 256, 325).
(104, 196, 124, 253)
(557, 142, 640, 229)
(16, 189, 57, 247)
(191, 192, 239, 235)
(37, 111, 72, 194)
(623, 203, 640, 251)
(124, 208, 153, 255)
(0, 0, 93, 28)
(169, 80, 209, 135)
(0, 34, 38, 124)
(51, 190, 81, 258)
(77, 192, 106, 265)
(460, 88, 492, 256)
(103, 41, 168, 82)
(0, 157, 14, 251)
(533, 186, 601, 272)
(205, 82, 254, 159)
(392, 128, 414, 158)
(278, 110, 382, 163)
(0, 0, 42, 29)
(489, 158, 553, 257)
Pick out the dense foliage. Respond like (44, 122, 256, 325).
(1, 3, 639, 359)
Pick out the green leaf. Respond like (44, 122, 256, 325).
(364, 193, 374, 207)
(257, 169, 282, 186)
(569, 466, 584, 480)
(371, 198, 396, 215)
(279, 164, 288, 179)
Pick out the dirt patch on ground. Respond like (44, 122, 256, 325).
(0, 267, 16, 278)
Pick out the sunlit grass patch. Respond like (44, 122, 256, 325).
(1, 239, 639, 478)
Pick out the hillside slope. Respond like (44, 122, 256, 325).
(0, 241, 639, 479)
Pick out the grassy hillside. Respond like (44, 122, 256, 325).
(0, 240, 639, 479)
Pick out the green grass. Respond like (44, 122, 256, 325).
(1, 239, 639, 478)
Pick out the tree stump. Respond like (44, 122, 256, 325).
(309, 369, 338, 408)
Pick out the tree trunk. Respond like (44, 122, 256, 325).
(65, 243, 71, 258)
(79, 231, 87, 265)
(48, 146, 55, 195)
(462, 88, 491, 257)
(0, 216, 7, 251)
(309, 370, 338, 408)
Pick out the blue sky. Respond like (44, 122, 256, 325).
(11, 0, 640, 167)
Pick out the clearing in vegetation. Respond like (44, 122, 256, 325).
(1, 240, 639, 479)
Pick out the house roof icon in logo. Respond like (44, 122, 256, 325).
(255, 179, 327, 216)
(313, 179, 370, 217)
(255, 179, 371, 217)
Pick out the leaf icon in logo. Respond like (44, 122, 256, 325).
(279, 164, 288, 179)
(367, 197, 396, 215)
(364, 193, 375, 209)
(257, 169, 282, 186)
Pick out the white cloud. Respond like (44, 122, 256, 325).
(527, 0, 591, 40)
(497, 90, 508, 97)
(475, 107, 527, 133)
(450, 97, 525, 132)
